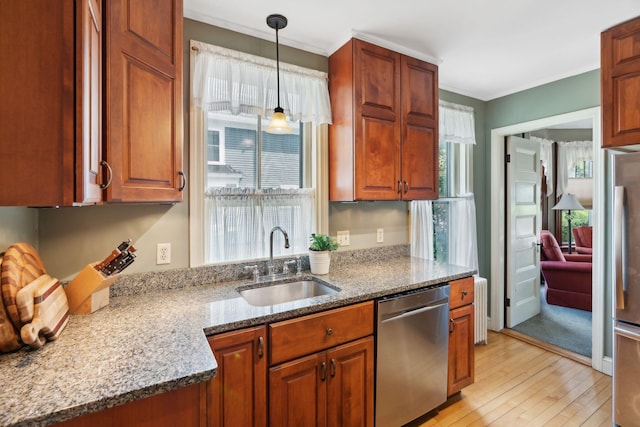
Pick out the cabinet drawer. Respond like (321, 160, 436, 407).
(270, 301, 374, 365)
(449, 277, 474, 310)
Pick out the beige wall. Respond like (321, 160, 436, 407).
(0, 18, 408, 280)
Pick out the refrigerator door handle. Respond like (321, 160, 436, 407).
(615, 324, 640, 341)
(615, 186, 626, 310)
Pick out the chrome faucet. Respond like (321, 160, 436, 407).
(269, 226, 290, 276)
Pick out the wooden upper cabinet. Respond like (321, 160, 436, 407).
(0, 0, 100, 206)
(602, 16, 640, 148)
(328, 38, 438, 201)
(401, 56, 438, 200)
(103, 0, 184, 203)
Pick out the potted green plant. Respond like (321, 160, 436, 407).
(308, 233, 339, 275)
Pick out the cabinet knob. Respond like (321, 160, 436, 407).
(326, 328, 333, 336)
(100, 160, 113, 189)
(462, 290, 468, 297)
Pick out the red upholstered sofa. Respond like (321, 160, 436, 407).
(572, 226, 593, 255)
(540, 230, 592, 311)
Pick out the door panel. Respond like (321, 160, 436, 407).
(506, 136, 541, 327)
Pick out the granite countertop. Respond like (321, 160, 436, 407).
(0, 247, 474, 427)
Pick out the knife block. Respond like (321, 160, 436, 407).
(64, 263, 120, 314)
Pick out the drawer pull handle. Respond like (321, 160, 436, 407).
(449, 318, 456, 334)
(257, 336, 264, 358)
(320, 362, 327, 381)
(326, 328, 333, 336)
(330, 358, 336, 377)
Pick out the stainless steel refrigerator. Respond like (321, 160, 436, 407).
(613, 151, 640, 426)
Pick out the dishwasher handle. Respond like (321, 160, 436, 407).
(380, 298, 449, 323)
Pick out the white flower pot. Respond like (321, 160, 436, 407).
(309, 250, 331, 275)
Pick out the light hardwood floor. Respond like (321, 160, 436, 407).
(416, 331, 612, 427)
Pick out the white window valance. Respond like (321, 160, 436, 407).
(191, 40, 332, 125)
(530, 136, 555, 197)
(557, 140, 592, 196)
(439, 100, 476, 145)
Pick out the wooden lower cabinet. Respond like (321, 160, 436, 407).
(269, 337, 374, 427)
(54, 383, 206, 427)
(447, 277, 475, 396)
(206, 326, 267, 427)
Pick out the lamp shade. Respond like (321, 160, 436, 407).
(552, 193, 585, 211)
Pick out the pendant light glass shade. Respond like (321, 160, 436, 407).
(266, 14, 292, 134)
(266, 109, 290, 134)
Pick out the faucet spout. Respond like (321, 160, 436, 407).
(269, 226, 290, 266)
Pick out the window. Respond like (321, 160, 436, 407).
(411, 100, 477, 271)
(189, 41, 332, 266)
(206, 127, 224, 165)
(569, 160, 593, 179)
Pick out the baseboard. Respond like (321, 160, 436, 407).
(601, 356, 613, 376)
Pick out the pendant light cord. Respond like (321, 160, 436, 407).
(275, 25, 282, 110)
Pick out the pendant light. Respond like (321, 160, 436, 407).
(265, 14, 292, 134)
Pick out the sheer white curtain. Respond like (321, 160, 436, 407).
(205, 188, 314, 263)
(439, 100, 476, 145)
(530, 136, 555, 196)
(557, 140, 592, 196)
(410, 201, 434, 260)
(449, 194, 479, 271)
(192, 41, 332, 124)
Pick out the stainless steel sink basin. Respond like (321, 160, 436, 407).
(238, 279, 339, 306)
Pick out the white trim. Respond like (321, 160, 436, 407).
(490, 106, 606, 373)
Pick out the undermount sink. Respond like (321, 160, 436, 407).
(238, 279, 340, 307)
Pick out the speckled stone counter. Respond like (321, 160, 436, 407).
(0, 246, 474, 426)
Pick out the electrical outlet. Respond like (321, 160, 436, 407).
(336, 230, 350, 246)
(157, 243, 171, 265)
(376, 228, 384, 243)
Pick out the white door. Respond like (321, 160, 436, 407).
(506, 136, 542, 328)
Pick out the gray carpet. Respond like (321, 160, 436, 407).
(510, 286, 592, 357)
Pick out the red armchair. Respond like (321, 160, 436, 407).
(540, 230, 592, 311)
(572, 226, 593, 255)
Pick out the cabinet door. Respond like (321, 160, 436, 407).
(207, 326, 267, 427)
(104, 0, 184, 203)
(400, 56, 438, 200)
(447, 303, 475, 396)
(0, 1, 75, 206)
(270, 353, 327, 427)
(327, 337, 374, 427)
(602, 16, 640, 148)
(353, 40, 401, 200)
(76, 0, 103, 204)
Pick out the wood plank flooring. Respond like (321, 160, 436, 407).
(416, 331, 611, 427)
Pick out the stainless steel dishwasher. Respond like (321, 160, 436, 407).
(375, 285, 450, 427)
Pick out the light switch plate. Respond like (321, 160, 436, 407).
(336, 230, 350, 246)
(376, 228, 384, 243)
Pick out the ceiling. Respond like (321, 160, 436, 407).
(184, 0, 640, 101)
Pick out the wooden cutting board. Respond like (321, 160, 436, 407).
(20, 275, 69, 349)
(0, 256, 22, 353)
(1, 242, 47, 331)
